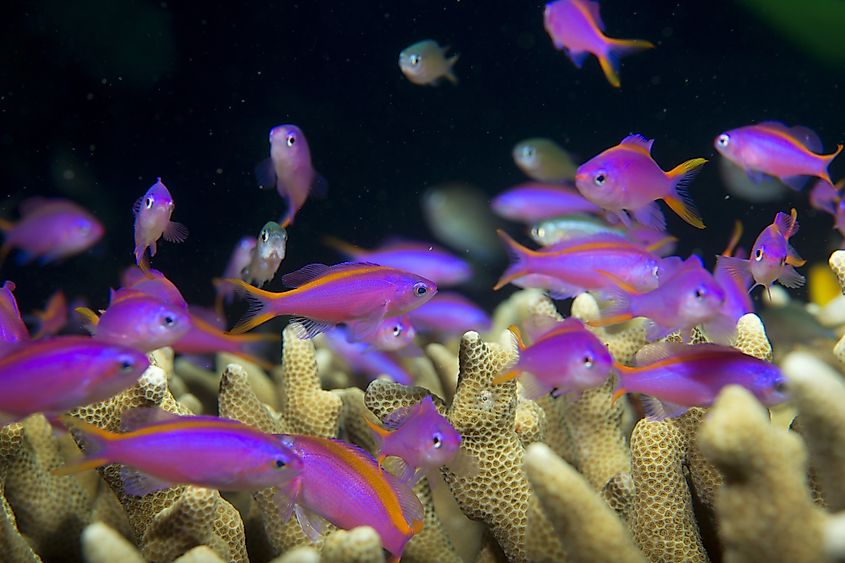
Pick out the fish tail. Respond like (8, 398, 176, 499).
(445, 54, 460, 84)
(364, 416, 389, 450)
(491, 369, 520, 385)
(722, 220, 743, 257)
(494, 230, 536, 290)
(820, 144, 844, 183)
(74, 306, 100, 334)
(52, 417, 117, 476)
(664, 157, 708, 229)
(322, 235, 364, 258)
(212, 278, 281, 334)
(600, 38, 655, 88)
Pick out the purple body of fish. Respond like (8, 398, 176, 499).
(218, 237, 257, 305)
(133, 178, 188, 266)
(0, 281, 29, 350)
(810, 180, 845, 237)
(491, 182, 601, 223)
(704, 234, 754, 344)
(0, 336, 149, 422)
(407, 292, 492, 336)
(0, 198, 104, 265)
(323, 328, 414, 385)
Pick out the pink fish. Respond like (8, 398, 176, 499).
(0, 336, 149, 424)
(75, 289, 191, 353)
(715, 122, 842, 190)
(217, 263, 437, 339)
(366, 396, 464, 484)
(493, 318, 613, 399)
(810, 180, 845, 237)
(356, 315, 417, 352)
(704, 222, 754, 344)
(716, 209, 805, 294)
(543, 0, 654, 88)
(255, 125, 326, 228)
(120, 266, 187, 308)
(274, 433, 424, 559)
(0, 198, 104, 265)
(216, 236, 257, 310)
(491, 182, 601, 223)
(56, 408, 302, 501)
(133, 178, 188, 266)
(407, 292, 492, 336)
(575, 134, 707, 230)
(0, 281, 29, 351)
(29, 290, 68, 339)
(323, 328, 414, 385)
(614, 342, 787, 419)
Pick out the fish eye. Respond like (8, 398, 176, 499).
(145, 197, 154, 209)
(773, 380, 787, 394)
(413, 283, 428, 297)
(286, 134, 296, 147)
(118, 357, 135, 372)
(717, 134, 730, 147)
(261, 229, 269, 243)
(694, 286, 705, 299)
(162, 315, 176, 327)
(594, 172, 607, 186)
(274, 459, 286, 469)
(392, 324, 403, 337)
(583, 355, 593, 368)
(409, 54, 421, 66)
(520, 145, 536, 161)
(432, 433, 443, 449)
(754, 247, 764, 261)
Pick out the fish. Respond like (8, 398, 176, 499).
(216, 236, 257, 310)
(0, 281, 29, 352)
(495, 231, 662, 300)
(543, 0, 654, 88)
(716, 209, 806, 294)
(493, 318, 613, 399)
(718, 156, 788, 203)
(28, 290, 68, 339)
(714, 122, 843, 190)
(421, 183, 503, 262)
(133, 178, 188, 267)
(75, 289, 191, 353)
(323, 328, 415, 385)
(120, 266, 187, 308)
(530, 214, 625, 246)
(810, 179, 845, 237)
(0, 198, 104, 266)
(614, 342, 788, 419)
(323, 236, 471, 287)
(242, 221, 288, 287)
(255, 124, 326, 228)
(216, 263, 437, 339)
(56, 408, 303, 502)
(273, 433, 424, 559)
(590, 256, 726, 341)
(399, 40, 458, 86)
(359, 315, 417, 352)
(0, 336, 149, 424)
(407, 292, 492, 336)
(512, 138, 578, 181)
(491, 182, 600, 223)
(365, 396, 463, 484)
(574, 134, 707, 230)
(703, 222, 754, 343)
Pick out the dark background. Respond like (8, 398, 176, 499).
(2, 0, 844, 316)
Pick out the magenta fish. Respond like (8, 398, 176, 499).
(715, 122, 842, 190)
(217, 263, 437, 340)
(255, 124, 326, 228)
(357, 315, 417, 352)
(216, 236, 257, 310)
(29, 290, 68, 340)
(491, 182, 601, 223)
(575, 134, 707, 229)
(56, 408, 302, 502)
(0, 281, 29, 351)
(323, 328, 414, 385)
(407, 292, 492, 336)
(0, 198, 104, 265)
(704, 222, 754, 344)
(614, 342, 787, 419)
(810, 180, 845, 237)
(274, 433, 424, 558)
(366, 396, 464, 484)
(493, 318, 613, 399)
(543, 0, 654, 87)
(0, 336, 149, 424)
(133, 178, 188, 266)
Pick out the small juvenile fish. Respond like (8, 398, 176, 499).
(810, 180, 845, 237)
(75, 289, 191, 353)
(0, 198, 104, 265)
(491, 182, 600, 223)
(216, 236, 257, 309)
(614, 342, 787, 419)
(714, 122, 842, 190)
(530, 214, 625, 246)
(493, 318, 613, 399)
(0, 336, 149, 424)
(274, 433, 424, 558)
(716, 209, 806, 294)
(399, 40, 458, 86)
(703, 222, 754, 344)
(217, 263, 437, 339)
(361, 315, 417, 352)
(512, 138, 578, 181)
(407, 292, 492, 336)
(590, 256, 725, 341)
(255, 124, 326, 228)
(323, 328, 414, 385)
(422, 183, 503, 262)
(543, 0, 654, 88)
(56, 408, 302, 502)
(133, 178, 188, 266)
(29, 290, 68, 339)
(0, 281, 29, 351)
(575, 134, 707, 229)
(242, 222, 288, 287)
(324, 237, 471, 287)
(366, 396, 463, 484)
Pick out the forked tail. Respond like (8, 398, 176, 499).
(599, 38, 655, 88)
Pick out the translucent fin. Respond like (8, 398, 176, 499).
(311, 173, 329, 199)
(390, 457, 419, 485)
(641, 395, 689, 421)
(446, 448, 480, 478)
(778, 266, 806, 289)
(273, 479, 300, 524)
(163, 221, 189, 243)
(715, 255, 752, 288)
(364, 416, 390, 448)
(281, 263, 331, 287)
(519, 371, 551, 401)
(294, 504, 328, 543)
(213, 278, 279, 334)
(600, 38, 655, 88)
(774, 209, 799, 238)
(781, 176, 809, 191)
(121, 466, 173, 497)
(120, 407, 182, 432)
(381, 467, 425, 533)
(619, 134, 654, 154)
(444, 54, 459, 84)
(290, 318, 335, 340)
(494, 230, 536, 290)
(567, 50, 589, 68)
(631, 202, 665, 231)
(254, 158, 276, 190)
(645, 321, 673, 342)
(585, 0, 605, 30)
(383, 398, 428, 430)
(665, 158, 707, 228)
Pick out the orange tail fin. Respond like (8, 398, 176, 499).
(52, 417, 118, 476)
(494, 230, 538, 290)
(598, 38, 655, 88)
(664, 158, 707, 229)
(212, 278, 281, 334)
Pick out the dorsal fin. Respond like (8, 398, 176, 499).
(18, 198, 55, 217)
(383, 397, 430, 430)
(774, 208, 799, 239)
(758, 121, 823, 153)
(619, 134, 654, 155)
(120, 407, 184, 431)
(584, 0, 605, 30)
(633, 342, 688, 366)
(281, 263, 331, 287)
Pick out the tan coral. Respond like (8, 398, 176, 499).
(321, 526, 385, 563)
(829, 250, 845, 294)
(698, 385, 827, 563)
(80, 522, 143, 563)
(571, 293, 649, 365)
(0, 489, 42, 563)
(173, 545, 227, 563)
(731, 313, 772, 361)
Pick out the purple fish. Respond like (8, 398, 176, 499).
(0, 281, 29, 352)
(615, 342, 787, 419)
(715, 122, 842, 190)
(0, 336, 149, 424)
(810, 180, 845, 237)
(255, 125, 326, 228)
(543, 0, 654, 87)
(56, 408, 302, 501)
(121, 267, 187, 308)
(29, 290, 68, 340)
(133, 178, 188, 266)
(704, 223, 754, 344)
(216, 236, 257, 309)
(324, 237, 471, 287)
(493, 318, 613, 399)
(491, 182, 601, 223)
(274, 433, 424, 558)
(575, 134, 707, 230)
(323, 328, 414, 385)
(366, 396, 463, 484)
(407, 292, 492, 336)
(0, 198, 104, 265)
(355, 315, 417, 352)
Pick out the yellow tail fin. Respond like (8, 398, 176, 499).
(665, 157, 708, 229)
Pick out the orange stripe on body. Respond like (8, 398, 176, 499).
(625, 347, 737, 373)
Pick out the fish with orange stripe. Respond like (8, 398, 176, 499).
(613, 342, 787, 420)
(216, 262, 437, 339)
(274, 433, 424, 560)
